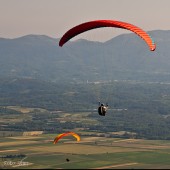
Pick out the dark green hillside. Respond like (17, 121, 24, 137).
(0, 77, 170, 140)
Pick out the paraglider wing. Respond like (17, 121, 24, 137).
(53, 133, 64, 144)
(59, 20, 156, 51)
(53, 132, 80, 144)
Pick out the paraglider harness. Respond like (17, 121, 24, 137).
(98, 102, 108, 116)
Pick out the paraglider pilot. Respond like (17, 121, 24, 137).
(98, 102, 108, 116)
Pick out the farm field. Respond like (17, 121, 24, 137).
(0, 134, 170, 169)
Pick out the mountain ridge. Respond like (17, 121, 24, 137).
(0, 30, 170, 83)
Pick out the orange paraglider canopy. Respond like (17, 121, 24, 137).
(53, 132, 80, 144)
(59, 20, 156, 51)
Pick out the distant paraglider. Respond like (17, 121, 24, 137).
(98, 102, 108, 116)
(59, 19, 156, 51)
(53, 132, 80, 144)
(66, 158, 70, 162)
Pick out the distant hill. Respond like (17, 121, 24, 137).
(0, 30, 170, 83)
(1, 32, 170, 140)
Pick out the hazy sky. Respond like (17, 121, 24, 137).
(1, 0, 170, 41)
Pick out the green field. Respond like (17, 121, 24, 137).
(0, 134, 170, 169)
